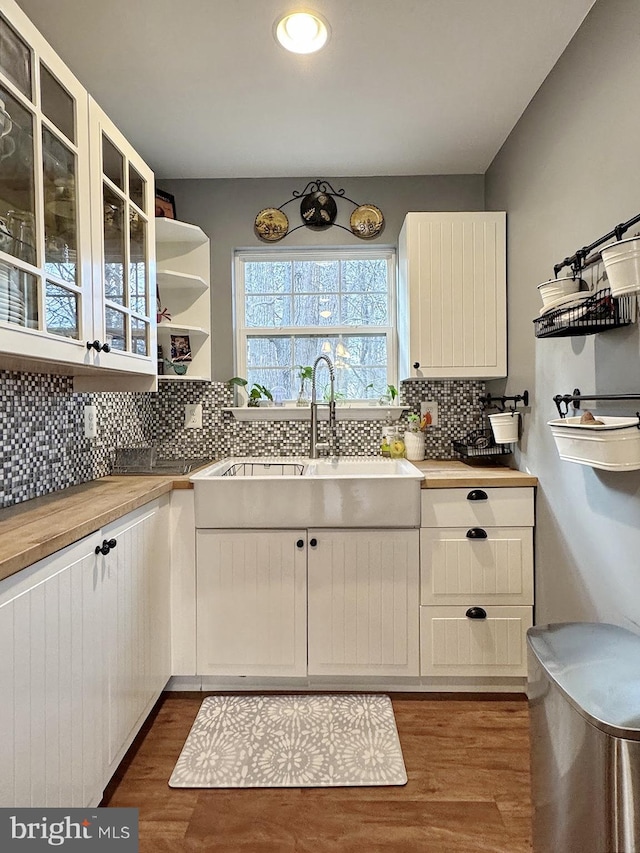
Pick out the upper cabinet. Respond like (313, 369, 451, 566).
(398, 212, 507, 380)
(0, 0, 156, 390)
(155, 218, 211, 382)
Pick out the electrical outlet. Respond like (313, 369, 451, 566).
(84, 404, 97, 438)
(185, 403, 203, 429)
(420, 400, 439, 426)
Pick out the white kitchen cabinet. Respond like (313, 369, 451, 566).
(419, 487, 534, 682)
(398, 212, 507, 380)
(0, 0, 156, 390)
(102, 501, 171, 770)
(156, 217, 211, 381)
(307, 529, 420, 677)
(0, 497, 170, 808)
(196, 529, 307, 676)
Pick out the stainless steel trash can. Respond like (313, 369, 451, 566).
(528, 623, 640, 853)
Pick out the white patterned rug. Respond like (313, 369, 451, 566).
(169, 694, 407, 788)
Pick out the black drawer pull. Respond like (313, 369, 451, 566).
(466, 607, 487, 620)
(413, 361, 420, 369)
(466, 527, 487, 539)
(467, 489, 488, 501)
(95, 538, 117, 555)
(309, 538, 318, 547)
(296, 539, 304, 549)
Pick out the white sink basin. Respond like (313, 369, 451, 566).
(191, 456, 423, 528)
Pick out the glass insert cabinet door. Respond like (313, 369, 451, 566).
(0, 3, 93, 358)
(88, 96, 155, 370)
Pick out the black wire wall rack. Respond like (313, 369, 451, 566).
(534, 288, 634, 338)
(553, 388, 640, 418)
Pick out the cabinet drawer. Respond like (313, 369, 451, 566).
(420, 605, 532, 677)
(421, 487, 534, 528)
(420, 527, 533, 605)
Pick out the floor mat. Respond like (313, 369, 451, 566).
(169, 693, 407, 788)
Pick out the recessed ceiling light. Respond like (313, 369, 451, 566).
(275, 10, 330, 54)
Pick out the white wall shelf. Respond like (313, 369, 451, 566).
(222, 406, 408, 421)
(156, 218, 211, 381)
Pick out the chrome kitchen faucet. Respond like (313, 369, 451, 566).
(309, 354, 336, 458)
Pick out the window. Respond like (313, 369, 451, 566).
(234, 249, 396, 402)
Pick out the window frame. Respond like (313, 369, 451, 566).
(233, 247, 397, 403)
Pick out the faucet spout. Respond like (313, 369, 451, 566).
(310, 355, 337, 458)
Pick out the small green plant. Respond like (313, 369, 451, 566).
(298, 365, 314, 382)
(228, 376, 274, 407)
(378, 384, 398, 405)
(387, 384, 398, 402)
(407, 412, 421, 432)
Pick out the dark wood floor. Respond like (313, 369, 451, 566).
(102, 692, 532, 852)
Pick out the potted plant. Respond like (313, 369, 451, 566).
(378, 384, 398, 406)
(296, 365, 313, 406)
(228, 376, 274, 407)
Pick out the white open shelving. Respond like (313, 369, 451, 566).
(155, 218, 211, 381)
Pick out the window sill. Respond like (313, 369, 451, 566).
(222, 406, 408, 422)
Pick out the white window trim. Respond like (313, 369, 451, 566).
(233, 247, 398, 402)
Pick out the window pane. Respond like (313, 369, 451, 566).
(293, 293, 339, 326)
(0, 260, 35, 328)
(244, 261, 291, 294)
(102, 133, 123, 189)
(103, 184, 125, 304)
(40, 64, 74, 143)
(0, 16, 31, 99)
(129, 210, 147, 313)
(247, 336, 292, 367)
(245, 294, 290, 327)
(129, 164, 145, 211)
(131, 316, 148, 355)
(246, 367, 292, 401)
(342, 258, 387, 292)
(45, 281, 78, 338)
(293, 259, 338, 293)
(43, 128, 77, 282)
(293, 336, 337, 370)
(0, 86, 35, 265)
(105, 306, 125, 351)
(341, 292, 388, 325)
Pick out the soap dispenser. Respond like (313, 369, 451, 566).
(380, 411, 394, 457)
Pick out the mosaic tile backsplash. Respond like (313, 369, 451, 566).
(0, 370, 487, 508)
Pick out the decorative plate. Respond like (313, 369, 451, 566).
(300, 191, 337, 230)
(350, 204, 384, 239)
(254, 207, 289, 242)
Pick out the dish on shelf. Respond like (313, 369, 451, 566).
(349, 204, 384, 239)
(254, 208, 289, 242)
(536, 275, 584, 306)
(538, 291, 591, 316)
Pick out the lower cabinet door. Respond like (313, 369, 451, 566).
(308, 529, 420, 677)
(420, 605, 532, 677)
(196, 529, 307, 676)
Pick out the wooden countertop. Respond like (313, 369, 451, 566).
(414, 459, 538, 488)
(0, 460, 536, 584)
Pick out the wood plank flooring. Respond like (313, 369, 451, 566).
(102, 693, 532, 852)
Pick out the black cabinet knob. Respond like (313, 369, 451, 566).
(466, 607, 487, 620)
(95, 538, 117, 555)
(466, 527, 488, 539)
(309, 538, 318, 547)
(86, 340, 110, 353)
(413, 361, 420, 369)
(296, 539, 304, 549)
(467, 489, 488, 502)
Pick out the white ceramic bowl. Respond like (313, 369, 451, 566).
(537, 276, 582, 307)
(600, 236, 640, 296)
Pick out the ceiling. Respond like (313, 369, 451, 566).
(15, 0, 596, 180)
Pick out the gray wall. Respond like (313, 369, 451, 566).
(485, 0, 640, 630)
(159, 175, 484, 379)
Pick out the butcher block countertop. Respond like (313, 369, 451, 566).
(0, 460, 536, 583)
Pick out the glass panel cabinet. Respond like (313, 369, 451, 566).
(0, 1, 156, 390)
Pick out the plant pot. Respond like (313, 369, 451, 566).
(488, 412, 520, 444)
(600, 236, 640, 296)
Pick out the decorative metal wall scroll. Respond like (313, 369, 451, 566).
(254, 178, 384, 242)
